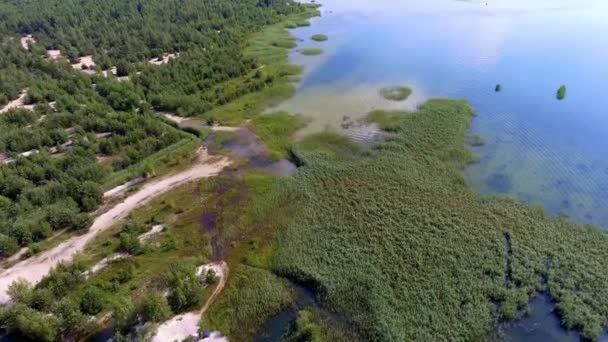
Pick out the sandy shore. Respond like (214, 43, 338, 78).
(0, 154, 230, 303)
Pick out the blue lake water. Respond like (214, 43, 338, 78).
(282, 0, 608, 228)
(280, 0, 608, 340)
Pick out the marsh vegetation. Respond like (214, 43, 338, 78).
(300, 48, 324, 56)
(311, 34, 329, 42)
(379, 86, 413, 101)
(557, 85, 567, 100)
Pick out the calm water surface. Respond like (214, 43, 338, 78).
(281, 0, 608, 228)
(280, 0, 608, 340)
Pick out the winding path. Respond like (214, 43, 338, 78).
(152, 262, 230, 342)
(0, 154, 230, 303)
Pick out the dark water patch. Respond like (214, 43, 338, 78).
(499, 294, 581, 342)
(486, 173, 512, 193)
(201, 212, 217, 232)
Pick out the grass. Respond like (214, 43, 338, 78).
(200, 265, 294, 339)
(250, 111, 308, 159)
(300, 48, 323, 56)
(557, 85, 567, 100)
(270, 99, 608, 341)
(311, 34, 328, 42)
(379, 86, 413, 101)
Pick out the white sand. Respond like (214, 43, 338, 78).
(162, 113, 190, 124)
(46, 50, 62, 60)
(138, 225, 165, 243)
(20, 35, 36, 50)
(209, 125, 240, 132)
(83, 253, 128, 278)
(71, 55, 96, 74)
(152, 262, 229, 342)
(149, 53, 178, 66)
(0, 153, 230, 303)
(103, 177, 146, 200)
(0, 90, 33, 114)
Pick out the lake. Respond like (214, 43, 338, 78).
(279, 0, 608, 228)
(277, 0, 608, 340)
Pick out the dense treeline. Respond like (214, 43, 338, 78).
(0, 44, 186, 256)
(0, 0, 309, 116)
(0, 0, 311, 256)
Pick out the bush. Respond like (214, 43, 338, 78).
(166, 263, 203, 312)
(80, 286, 106, 315)
(140, 290, 172, 322)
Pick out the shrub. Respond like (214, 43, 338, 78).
(140, 290, 172, 322)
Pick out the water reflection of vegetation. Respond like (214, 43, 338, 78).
(379, 86, 412, 101)
(271, 99, 608, 341)
(300, 48, 324, 56)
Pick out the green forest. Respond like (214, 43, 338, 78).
(0, 0, 311, 258)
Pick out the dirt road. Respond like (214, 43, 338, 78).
(0, 155, 230, 303)
(152, 262, 229, 342)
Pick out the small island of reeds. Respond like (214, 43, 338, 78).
(495, 84, 501, 92)
(300, 48, 323, 56)
(557, 85, 567, 100)
(380, 86, 412, 101)
(311, 34, 328, 42)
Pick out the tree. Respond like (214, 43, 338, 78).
(116, 60, 131, 77)
(0, 233, 18, 257)
(53, 298, 85, 335)
(13, 305, 60, 342)
(140, 290, 172, 322)
(118, 232, 142, 255)
(8, 279, 33, 305)
(166, 263, 203, 312)
(80, 286, 105, 315)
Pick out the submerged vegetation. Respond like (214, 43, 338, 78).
(379, 86, 413, 101)
(557, 85, 567, 100)
(301, 48, 324, 56)
(311, 34, 329, 42)
(495, 84, 501, 92)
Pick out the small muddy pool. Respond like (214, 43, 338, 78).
(208, 128, 297, 177)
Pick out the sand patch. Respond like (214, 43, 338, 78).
(83, 253, 128, 279)
(20, 35, 36, 50)
(71, 55, 96, 74)
(103, 177, 146, 200)
(0, 90, 33, 114)
(138, 225, 165, 243)
(149, 53, 179, 66)
(46, 49, 62, 60)
(152, 262, 229, 342)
